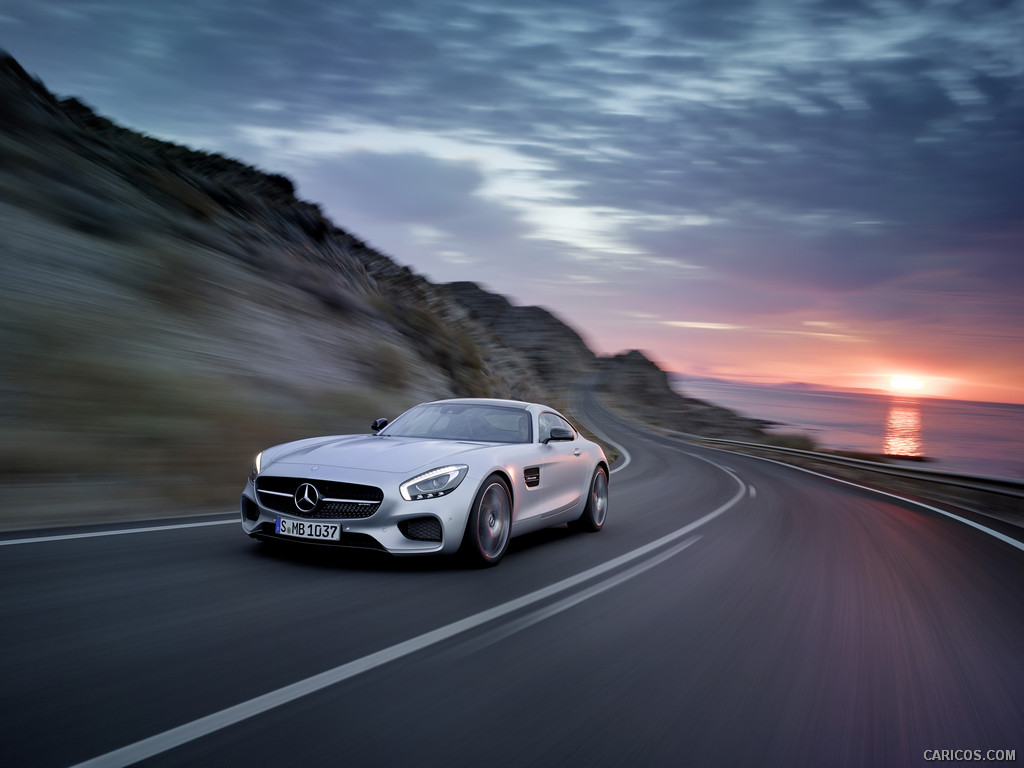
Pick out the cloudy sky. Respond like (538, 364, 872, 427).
(4, 0, 1023, 402)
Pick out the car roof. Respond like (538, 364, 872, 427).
(424, 397, 539, 410)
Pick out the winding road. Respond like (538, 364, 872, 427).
(1, 391, 1022, 767)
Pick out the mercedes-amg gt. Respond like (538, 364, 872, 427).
(240, 398, 609, 565)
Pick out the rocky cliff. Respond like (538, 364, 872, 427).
(598, 351, 767, 440)
(443, 281, 597, 392)
(443, 283, 765, 440)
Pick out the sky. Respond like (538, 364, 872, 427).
(3, 0, 1023, 403)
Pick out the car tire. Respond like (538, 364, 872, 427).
(569, 466, 608, 533)
(461, 474, 512, 566)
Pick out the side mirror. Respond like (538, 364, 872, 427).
(545, 426, 574, 443)
(371, 418, 389, 432)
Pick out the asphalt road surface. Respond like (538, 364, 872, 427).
(1, 393, 1022, 767)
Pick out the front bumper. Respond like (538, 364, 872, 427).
(239, 469, 474, 555)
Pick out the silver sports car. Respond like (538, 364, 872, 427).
(240, 398, 609, 565)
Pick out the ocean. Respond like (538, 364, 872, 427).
(671, 377, 1024, 481)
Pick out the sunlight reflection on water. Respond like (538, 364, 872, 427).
(673, 377, 1024, 478)
(883, 399, 923, 457)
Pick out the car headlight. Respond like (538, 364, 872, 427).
(248, 451, 264, 485)
(400, 465, 468, 501)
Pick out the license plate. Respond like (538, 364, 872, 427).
(275, 518, 340, 541)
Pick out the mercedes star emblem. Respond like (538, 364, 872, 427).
(294, 482, 320, 513)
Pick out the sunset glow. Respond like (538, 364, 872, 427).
(889, 376, 925, 392)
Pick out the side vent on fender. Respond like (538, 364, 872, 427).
(524, 467, 540, 488)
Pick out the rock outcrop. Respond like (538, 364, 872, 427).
(444, 281, 597, 393)
(599, 351, 767, 440)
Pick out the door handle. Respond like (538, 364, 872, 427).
(573, 448, 581, 456)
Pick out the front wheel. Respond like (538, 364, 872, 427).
(461, 474, 512, 566)
(569, 466, 608, 533)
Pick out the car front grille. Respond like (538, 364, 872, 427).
(255, 476, 383, 519)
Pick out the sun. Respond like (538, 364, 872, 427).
(889, 375, 924, 392)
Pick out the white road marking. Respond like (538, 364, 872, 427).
(749, 485, 757, 499)
(649, 427, 1024, 553)
(446, 536, 701, 657)
(576, 412, 631, 474)
(0, 518, 236, 547)
(713, 452, 1024, 554)
(609, 442, 631, 474)
(568, 391, 631, 474)
(72, 482, 747, 767)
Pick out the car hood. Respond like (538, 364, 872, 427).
(265, 434, 494, 475)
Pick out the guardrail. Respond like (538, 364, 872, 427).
(578, 392, 1024, 529)
(667, 428, 1024, 528)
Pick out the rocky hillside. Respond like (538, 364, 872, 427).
(443, 281, 597, 391)
(446, 283, 766, 440)
(598, 351, 766, 439)
(0, 51, 761, 528)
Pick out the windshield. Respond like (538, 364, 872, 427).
(381, 403, 533, 443)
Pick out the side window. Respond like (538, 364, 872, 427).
(538, 412, 576, 443)
(538, 413, 556, 443)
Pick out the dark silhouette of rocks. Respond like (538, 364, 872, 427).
(598, 351, 766, 440)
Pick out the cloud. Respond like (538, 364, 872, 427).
(663, 321, 745, 330)
(5, 0, 1023, 398)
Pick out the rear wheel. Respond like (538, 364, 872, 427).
(461, 474, 512, 566)
(569, 466, 608, 532)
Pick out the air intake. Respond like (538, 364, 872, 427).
(399, 517, 443, 542)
